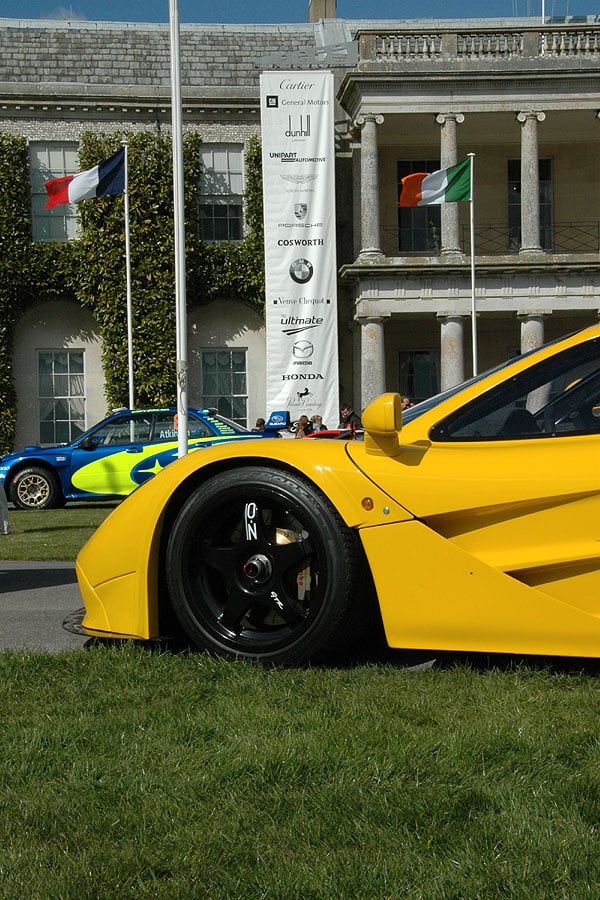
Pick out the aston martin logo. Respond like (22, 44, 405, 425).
(280, 173, 318, 185)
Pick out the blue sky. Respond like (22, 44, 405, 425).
(6, 0, 597, 24)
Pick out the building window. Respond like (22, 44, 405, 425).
(508, 159, 553, 251)
(38, 350, 86, 445)
(398, 349, 441, 403)
(199, 145, 244, 242)
(200, 349, 247, 426)
(30, 142, 80, 242)
(397, 160, 441, 253)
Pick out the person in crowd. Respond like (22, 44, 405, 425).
(339, 402, 361, 430)
(252, 417, 266, 432)
(401, 396, 413, 411)
(0, 482, 13, 535)
(311, 415, 327, 432)
(295, 414, 312, 438)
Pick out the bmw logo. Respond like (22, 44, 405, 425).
(289, 258, 314, 284)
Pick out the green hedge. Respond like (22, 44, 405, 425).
(0, 130, 265, 452)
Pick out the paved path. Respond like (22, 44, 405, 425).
(0, 561, 87, 653)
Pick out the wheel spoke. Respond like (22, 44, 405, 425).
(263, 578, 307, 627)
(270, 536, 313, 576)
(201, 542, 238, 576)
(218, 584, 256, 633)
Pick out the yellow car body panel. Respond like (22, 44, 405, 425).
(73, 323, 600, 660)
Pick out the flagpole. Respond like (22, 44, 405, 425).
(122, 139, 134, 410)
(169, 0, 188, 458)
(468, 152, 477, 376)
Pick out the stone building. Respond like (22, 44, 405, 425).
(339, 15, 600, 408)
(1, 5, 599, 447)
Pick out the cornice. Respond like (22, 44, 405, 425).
(340, 255, 600, 280)
(0, 82, 260, 120)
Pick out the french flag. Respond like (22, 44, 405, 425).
(44, 147, 125, 209)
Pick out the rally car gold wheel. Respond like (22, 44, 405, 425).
(165, 467, 366, 665)
(11, 466, 64, 510)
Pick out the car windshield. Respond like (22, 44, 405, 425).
(432, 336, 600, 441)
(400, 332, 571, 425)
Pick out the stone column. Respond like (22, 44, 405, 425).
(518, 311, 545, 354)
(438, 314, 465, 391)
(518, 312, 547, 410)
(350, 140, 362, 260)
(359, 316, 387, 411)
(355, 114, 384, 259)
(517, 111, 546, 256)
(436, 112, 464, 258)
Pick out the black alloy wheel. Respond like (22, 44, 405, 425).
(165, 467, 365, 665)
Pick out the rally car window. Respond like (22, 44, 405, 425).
(153, 413, 212, 441)
(92, 415, 152, 446)
(432, 337, 600, 441)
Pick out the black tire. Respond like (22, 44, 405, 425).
(11, 466, 64, 510)
(166, 466, 366, 665)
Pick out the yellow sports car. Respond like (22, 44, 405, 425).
(66, 324, 600, 664)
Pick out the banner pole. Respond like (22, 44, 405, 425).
(169, 0, 188, 457)
(122, 139, 134, 411)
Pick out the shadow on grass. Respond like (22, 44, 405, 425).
(430, 648, 600, 676)
(10, 525, 106, 535)
(12, 503, 120, 511)
(82, 633, 600, 677)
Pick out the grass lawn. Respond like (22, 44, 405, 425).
(2, 648, 600, 898)
(2, 503, 600, 896)
(1, 503, 118, 561)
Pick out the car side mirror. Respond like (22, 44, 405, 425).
(362, 393, 403, 457)
(78, 436, 98, 451)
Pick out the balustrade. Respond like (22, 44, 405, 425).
(359, 24, 600, 65)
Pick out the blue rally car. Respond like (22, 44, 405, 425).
(0, 407, 288, 510)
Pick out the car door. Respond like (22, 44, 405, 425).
(70, 413, 153, 497)
(124, 412, 217, 487)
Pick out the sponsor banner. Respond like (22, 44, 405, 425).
(260, 71, 339, 429)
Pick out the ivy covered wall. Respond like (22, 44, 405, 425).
(0, 130, 265, 454)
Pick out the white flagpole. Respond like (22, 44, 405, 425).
(468, 152, 477, 376)
(169, 0, 188, 457)
(122, 139, 134, 411)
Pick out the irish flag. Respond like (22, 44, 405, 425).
(399, 157, 471, 207)
(44, 147, 125, 209)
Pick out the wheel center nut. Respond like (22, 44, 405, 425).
(242, 554, 272, 584)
